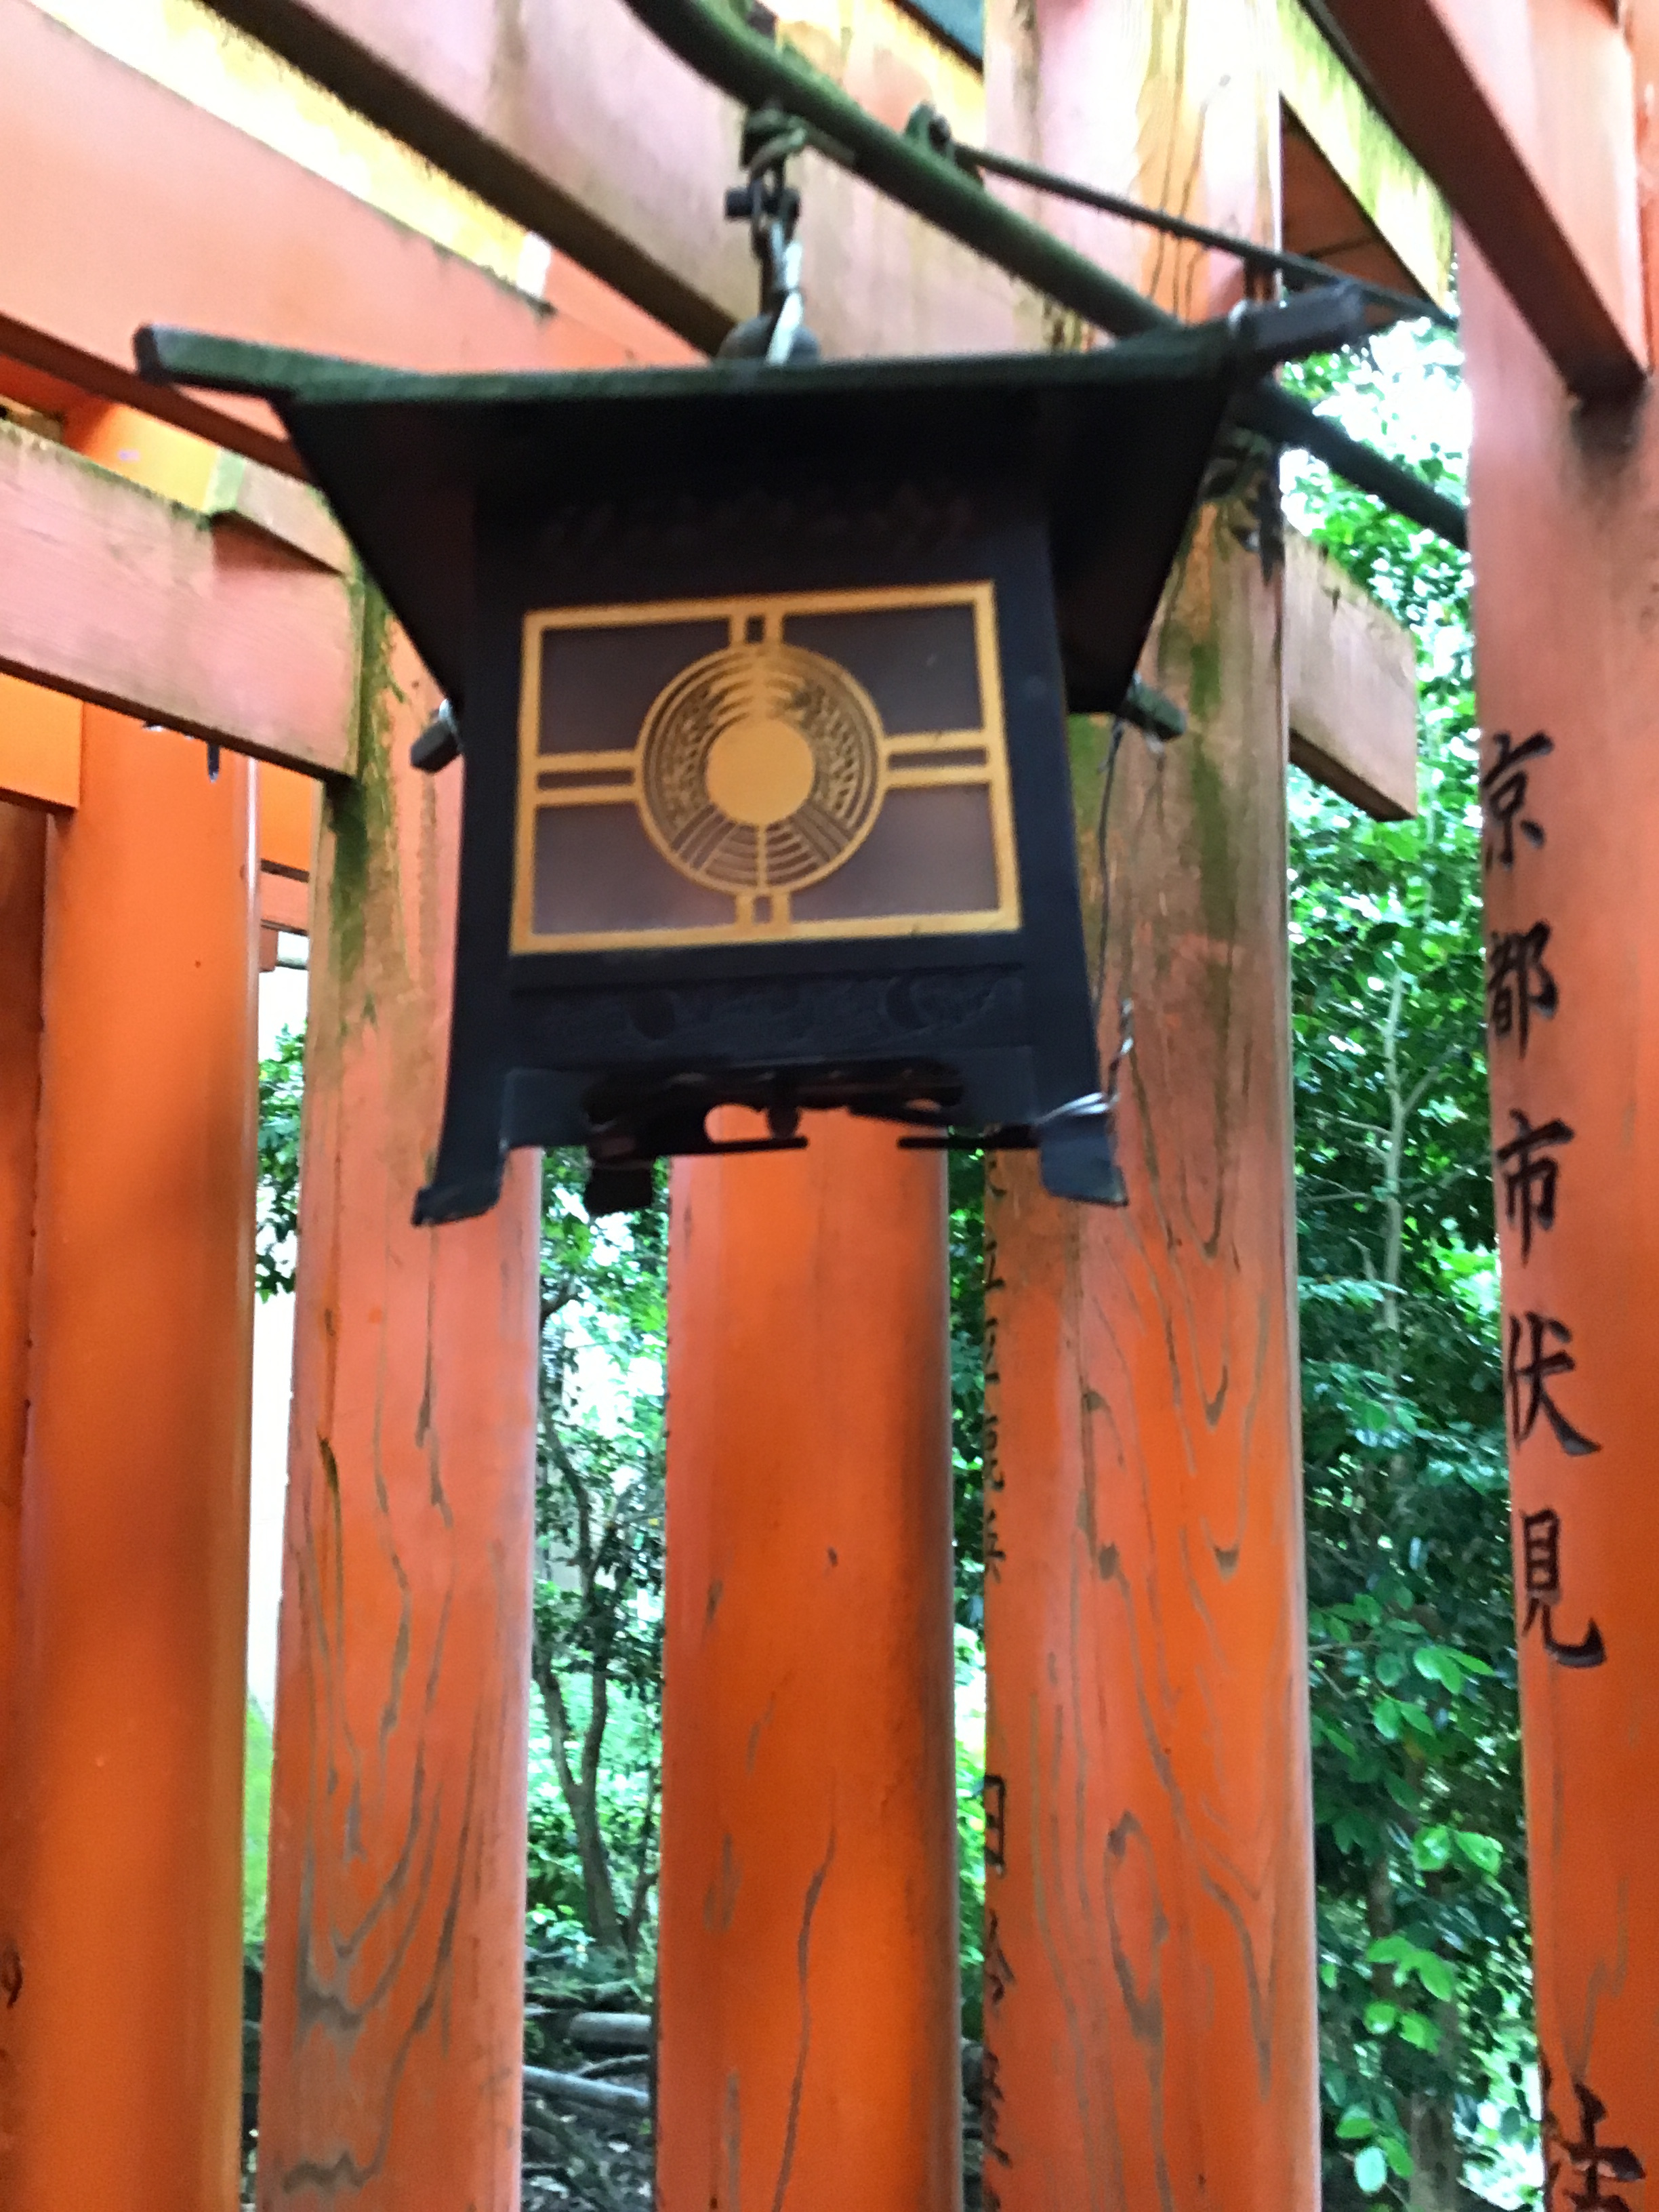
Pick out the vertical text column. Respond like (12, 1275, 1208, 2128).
(1460, 189, 1659, 2173)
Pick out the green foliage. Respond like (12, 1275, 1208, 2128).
(955, 1633, 987, 2043)
(949, 1151, 988, 1633)
(1286, 329, 1536, 2198)
(255, 1025, 304, 1300)
(531, 1151, 668, 1963)
(243, 1699, 273, 1947)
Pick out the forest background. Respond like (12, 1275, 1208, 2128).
(251, 325, 1534, 2210)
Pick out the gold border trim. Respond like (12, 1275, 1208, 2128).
(512, 583, 1021, 954)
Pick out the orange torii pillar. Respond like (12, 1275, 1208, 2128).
(1458, 36, 1659, 2161)
(0, 399, 258, 2212)
(979, 0, 1319, 2202)
(0, 713, 257, 2211)
(0, 796, 45, 1900)
(658, 1115, 962, 2211)
(254, 613, 540, 2209)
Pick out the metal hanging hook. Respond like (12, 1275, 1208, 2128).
(719, 75, 821, 363)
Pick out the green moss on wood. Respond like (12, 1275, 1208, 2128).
(325, 581, 398, 1000)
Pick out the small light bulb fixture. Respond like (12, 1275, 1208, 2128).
(138, 288, 1359, 1221)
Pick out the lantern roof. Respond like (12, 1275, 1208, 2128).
(136, 306, 1335, 717)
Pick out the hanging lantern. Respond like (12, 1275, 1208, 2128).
(139, 298, 1353, 1219)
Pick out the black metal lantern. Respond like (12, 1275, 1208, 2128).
(140, 298, 1353, 1220)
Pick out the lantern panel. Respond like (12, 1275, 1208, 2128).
(511, 584, 1019, 955)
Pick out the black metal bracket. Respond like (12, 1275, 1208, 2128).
(411, 699, 462, 773)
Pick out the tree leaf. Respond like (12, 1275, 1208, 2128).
(1355, 2146, 1389, 2195)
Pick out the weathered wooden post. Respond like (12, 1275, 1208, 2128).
(253, 614, 541, 2209)
(0, 795, 45, 1940)
(978, 3, 1320, 2203)
(658, 1115, 962, 2211)
(0, 708, 258, 2212)
(1456, 18, 1659, 2160)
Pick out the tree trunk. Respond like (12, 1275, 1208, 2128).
(533, 1645, 628, 1957)
(1408, 2092, 1460, 2212)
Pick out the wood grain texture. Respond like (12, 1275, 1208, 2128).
(0, 419, 360, 777)
(1459, 189, 1659, 2179)
(659, 1115, 962, 2211)
(1319, 0, 1645, 396)
(1285, 531, 1418, 822)
(184, 0, 1032, 360)
(255, 619, 539, 2209)
(204, 452, 352, 575)
(0, 0, 600, 472)
(0, 715, 258, 2212)
(0, 802, 45, 1928)
(979, 5, 1319, 2202)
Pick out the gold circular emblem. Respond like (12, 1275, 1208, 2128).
(638, 642, 884, 895)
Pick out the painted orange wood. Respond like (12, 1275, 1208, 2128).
(0, 0, 615, 472)
(0, 676, 79, 812)
(259, 867, 310, 933)
(1285, 531, 1418, 823)
(1319, 0, 1645, 397)
(1458, 207, 1659, 2183)
(70, 397, 218, 506)
(204, 453, 353, 574)
(182, 0, 1028, 360)
(659, 1113, 962, 2211)
(254, 616, 539, 2209)
(0, 712, 258, 2212)
(0, 417, 359, 777)
(979, 5, 1318, 2203)
(0, 802, 45, 1931)
(258, 763, 319, 876)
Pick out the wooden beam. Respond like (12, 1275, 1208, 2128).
(258, 867, 309, 933)
(0, 418, 359, 779)
(1278, 0, 1453, 309)
(203, 451, 350, 573)
(1316, 0, 1646, 396)
(190, 0, 1028, 357)
(0, 0, 614, 474)
(1286, 530, 1418, 821)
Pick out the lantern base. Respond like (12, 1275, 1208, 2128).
(413, 1061, 1128, 1223)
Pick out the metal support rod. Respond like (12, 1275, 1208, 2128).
(931, 120, 1456, 333)
(617, 0, 1468, 548)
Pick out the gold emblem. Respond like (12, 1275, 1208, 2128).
(512, 585, 1022, 954)
(638, 642, 884, 895)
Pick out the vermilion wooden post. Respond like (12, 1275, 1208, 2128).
(253, 613, 540, 2209)
(658, 1113, 962, 2211)
(0, 711, 257, 2212)
(1456, 10, 1659, 2149)
(979, 3, 1319, 2202)
(0, 798, 45, 1933)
